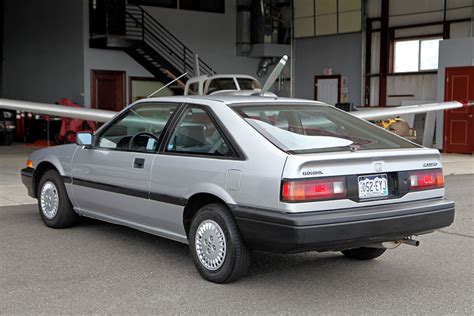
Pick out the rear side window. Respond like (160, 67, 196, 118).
(166, 107, 234, 157)
(233, 104, 418, 154)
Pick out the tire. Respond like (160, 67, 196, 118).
(0, 132, 13, 146)
(4, 132, 13, 146)
(341, 247, 386, 260)
(189, 203, 251, 283)
(37, 170, 78, 228)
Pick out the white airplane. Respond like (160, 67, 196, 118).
(0, 55, 470, 128)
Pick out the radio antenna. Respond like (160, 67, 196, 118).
(147, 72, 188, 98)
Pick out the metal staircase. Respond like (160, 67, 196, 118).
(90, 3, 216, 94)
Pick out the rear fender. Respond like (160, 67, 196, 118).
(184, 183, 237, 206)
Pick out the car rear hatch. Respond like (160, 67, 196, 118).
(280, 147, 445, 212)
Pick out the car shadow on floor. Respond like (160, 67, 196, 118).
(77, 216, 356, 280)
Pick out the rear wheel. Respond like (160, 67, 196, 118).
(189, 203, 251, 283)
(341, 247, 386, 260)
(37, 170, 78, 228)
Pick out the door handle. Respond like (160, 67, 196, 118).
(133, 158, 145, 169)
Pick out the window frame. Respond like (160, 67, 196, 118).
(392, 36, 442, 74)
(92, 101, 183, 154)
(159, 103, 246, 160)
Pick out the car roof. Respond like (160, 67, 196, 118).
(137, 95, 328, 107)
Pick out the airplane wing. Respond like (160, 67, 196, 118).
(0, 98, 470, 124)
(352, 101, 468, 120)
(0, 98, 116, 122)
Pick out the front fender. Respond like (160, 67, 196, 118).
(30, 144, 78, 177)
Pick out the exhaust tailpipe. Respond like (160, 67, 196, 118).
(401, 238, 420, 247)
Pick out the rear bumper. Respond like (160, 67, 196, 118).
(230, 198, 455, 253)
(21, 167, 35, 198)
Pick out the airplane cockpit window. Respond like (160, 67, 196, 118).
(188, 82, 199, 95)
(237, 78, 262, 90)
(97, 103, 178, 152)
(207, 78, 237, 94)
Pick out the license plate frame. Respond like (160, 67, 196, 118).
(358, 174, 389, 199)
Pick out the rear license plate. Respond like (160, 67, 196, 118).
(358, 174, 389, 199)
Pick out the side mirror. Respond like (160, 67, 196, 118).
(76, 132, 93, 147)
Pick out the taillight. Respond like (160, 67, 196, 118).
(409, 169, 444, 191)
(281, 177, 347, 202)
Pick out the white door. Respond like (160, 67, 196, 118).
(316, 78, 339, 105)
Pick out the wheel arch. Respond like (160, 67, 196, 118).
(33, 161, 62, 197)
(183, 192, 232, 238)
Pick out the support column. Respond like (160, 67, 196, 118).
(378, 0, 389, 106)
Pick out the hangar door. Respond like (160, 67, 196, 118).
(444, 66, 474, 154)
(91, 70, 126, 111)
(314, 75, 341, 105)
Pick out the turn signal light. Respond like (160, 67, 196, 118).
(409, 169, 444, 191)
(281, 177, 347, 202)
(26, 160, 33, 169)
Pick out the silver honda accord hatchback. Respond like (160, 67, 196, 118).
(21, 95, 454, 283)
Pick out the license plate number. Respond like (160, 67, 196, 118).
(358, 174, 389, 199)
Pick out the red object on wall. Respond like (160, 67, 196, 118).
(57, 98, 97, 143)
(443, 66, 474, 153)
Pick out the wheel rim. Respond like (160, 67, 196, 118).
(195, 220, 227, 271)
(40, 181, 59, 219)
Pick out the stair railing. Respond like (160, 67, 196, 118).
(125, 4, 216, 78)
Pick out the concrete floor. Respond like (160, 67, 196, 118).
(0, 145, 38, 206)
(0, 175, 472, 314)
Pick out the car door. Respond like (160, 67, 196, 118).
(71, 102, 180, 225)
(148, 104, 245, 241)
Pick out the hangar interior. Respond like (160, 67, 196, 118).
(0, 0, 473, 153)
(0, 1, 474, 311)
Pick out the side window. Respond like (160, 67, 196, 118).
(166, 107, 234, 157)
(97, 103, 178, 152)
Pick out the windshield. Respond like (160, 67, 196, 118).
(207, 78, 237, 94)
(233, 104, 418, 153)
(237, 78, 262, 90)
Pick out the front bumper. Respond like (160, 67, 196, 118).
(21, 167, 35, 198)
(231, 198, 455, 253)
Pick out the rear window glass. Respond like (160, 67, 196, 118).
(233, 104, 418, 154)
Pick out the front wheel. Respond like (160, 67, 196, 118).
(37, 170, 78, 228)
(341, 247, 386, 260)
(189, 203, 251, 283)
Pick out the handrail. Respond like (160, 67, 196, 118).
(124, 4, 216, 78)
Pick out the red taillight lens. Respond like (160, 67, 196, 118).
(409, 169, 444, 191)
(281, 177, 347, 202)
